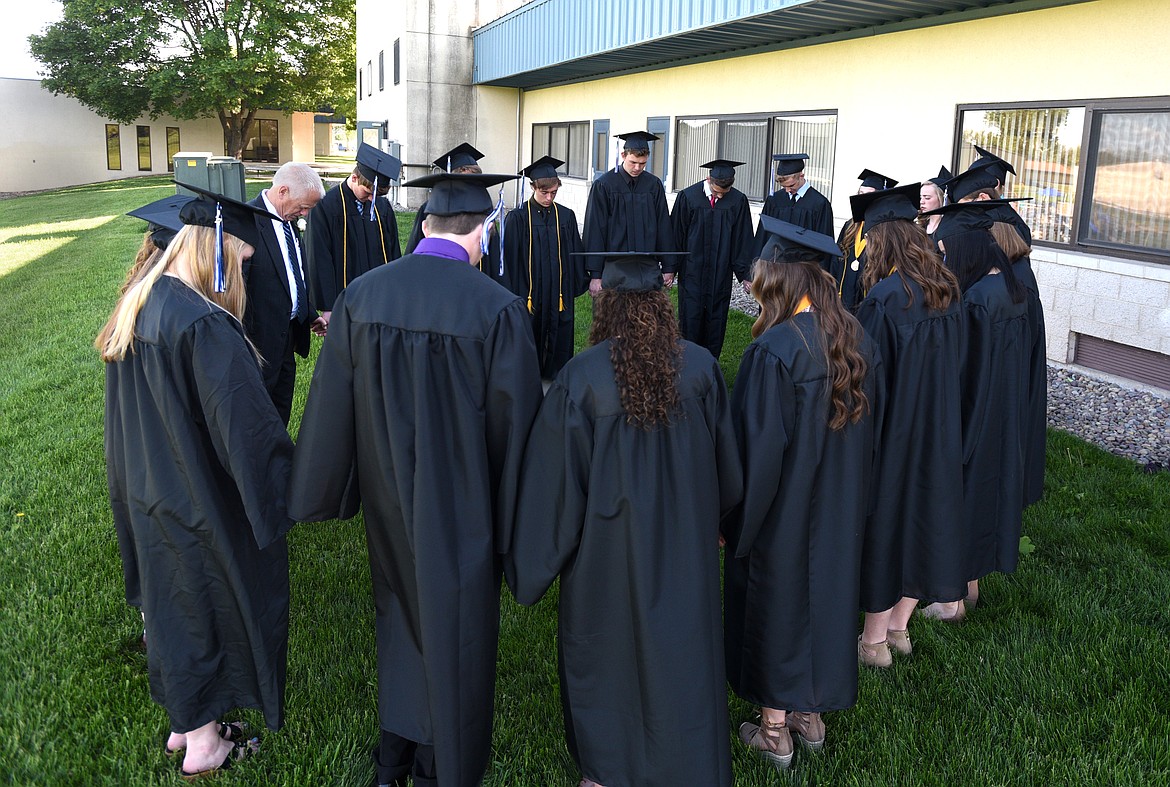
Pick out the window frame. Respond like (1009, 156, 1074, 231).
(166, 127, 180, 173)
(672, 109, 838, 201)
(531, 120, 591, 180)
(954, 95, 1170, 263)
(136, 125, 152, 172)
(379, 50, 385, 91)
(393, 39, 401, 85)
(105, 124, 121, 171)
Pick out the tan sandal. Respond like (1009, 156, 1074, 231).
(739, 715, 793, 770)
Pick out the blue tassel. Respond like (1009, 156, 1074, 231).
(213, 203, 225, 293)
(370, 176, 378, 222)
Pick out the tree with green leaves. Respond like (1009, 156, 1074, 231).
(30, 0, 355, 159)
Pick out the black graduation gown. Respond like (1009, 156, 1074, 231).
(104, 276, 294, 733)
(724, 313, 879, 714)
(670, 182, 754, 358)
(405, 200, 503, 284)
(960, 274, 1030, 580)
(754, 186, 834, 259)
(832, 220, 867, 311)
(854, 274, 966, 610)
(501, 198, 586, 379)
(305, 179, 401, 311)
(581, 167, 675, 278)
(506, 341, 743, 787)
(287, 252, 542, 787)
(1014, 257, 1048, 506)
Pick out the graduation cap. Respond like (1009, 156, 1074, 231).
(772, 153, 809, 176)
(126, 193, 193, 250)
(849, 183, 923, 228)
(356, 142, 402, 184)
(858, 169, 898, 191)
(758, 214, 842, 262)
(928, 165, 952, 187)
(923, 198, 1032, 242)
(432, 143, 484, 172)
(616, 131, 660, 153)
(702, 159, 744, 180)
(971, 144, 1017, 181)
(943, 159, 1000, 203)
(404, 172, 517, 216)
(522, 155, 564, 181)
(176, 182, 281, 291)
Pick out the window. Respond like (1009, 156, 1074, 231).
(393, 39, 400, 85)
(379, 50, 384, 91)
(531, 121, 589, 179)
(358, 65, 363, 100)
(136, 126, 152, 171)
(237, 119, 279, 163)
(367, 60, 373, 96)
(957, 98, 1170, 259)
(646, 116, 670, 182)
(105, 125, 121, 170)
(166, 127, 180, 172)
(674, 111, 837, 200)
(592, 118, 611, 175)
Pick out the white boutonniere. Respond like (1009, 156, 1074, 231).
(296, 217, 307, 232)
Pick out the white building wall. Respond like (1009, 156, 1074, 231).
(1, 77, 312, 193)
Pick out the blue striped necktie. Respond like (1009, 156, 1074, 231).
(283, 221, 308, 321)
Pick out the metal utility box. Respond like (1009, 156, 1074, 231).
(173, 152, 213, 195)
(208, 156, 246, 201)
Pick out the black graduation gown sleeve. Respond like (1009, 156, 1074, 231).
(1014, 257, 1047, 505)
(403, 202, 427, 254)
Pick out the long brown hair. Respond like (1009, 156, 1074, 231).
(589, 289, 683, 431)
(96, 225, 250, 362)
(860, 220, 958, 312)
(990, 221, 1031, 262)
(751, 259, 869, 430)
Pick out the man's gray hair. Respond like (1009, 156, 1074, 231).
(273, 162, 325, 198)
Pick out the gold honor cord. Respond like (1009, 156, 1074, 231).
(839, 221, 867, 297)
(526, 201, 565, 313)
(339, 195, 391, 290)
(792, 295, 813, 317)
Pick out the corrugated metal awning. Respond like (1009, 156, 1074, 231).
(473, 0, 1093, 88)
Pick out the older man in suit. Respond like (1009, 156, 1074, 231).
(246, 162, 326, 425)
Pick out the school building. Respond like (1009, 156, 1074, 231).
(0, 76, 319, 195)
(360, 0, 1169, 389)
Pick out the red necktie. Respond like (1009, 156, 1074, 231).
(710, 195, 716, 208)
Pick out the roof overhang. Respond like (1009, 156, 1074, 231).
(473, 0, 1093, 89)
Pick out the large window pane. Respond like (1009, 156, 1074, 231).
(240, 119, 279, 163)
(721, 120, 767, 199)
(674, 118, 718, 191)
(105, 125, 121, 170)
(567, 122, 588, 179)
(771, 114, 837, 200)
(532, 122, 589, 179)
(166, 127, 180, 172)
(958, 107, 1084, 244)
(136, 126, 152, 171)
(1083, 110, 1170, 253)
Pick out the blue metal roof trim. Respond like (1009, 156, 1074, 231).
(473, 0, 1091, 88)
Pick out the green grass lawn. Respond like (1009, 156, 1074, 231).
(0, 176, 1167, 785)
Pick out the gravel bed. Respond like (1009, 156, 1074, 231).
(728, 291, 1170, 469)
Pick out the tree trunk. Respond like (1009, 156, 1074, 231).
(220, 110, 258, 160)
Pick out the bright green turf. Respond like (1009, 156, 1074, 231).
(0, 176, 1167, 785)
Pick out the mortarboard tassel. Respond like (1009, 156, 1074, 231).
(370, 176, 378, 222)
(517, 176, 527, 210)
(482, 187, 507, 272)
(213, 203, 225, 293)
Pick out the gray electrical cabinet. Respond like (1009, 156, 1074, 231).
(208, 156, 246, 201)
(173, 152, 212, 195)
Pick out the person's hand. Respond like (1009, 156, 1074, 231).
(589, 278, 603, 297)
(718, 532, 726, 548)
(311, 311, 330, 337)
(663, 272, 675, 288)
(742, 279, 752, 295)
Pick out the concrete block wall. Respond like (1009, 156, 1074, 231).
(1032, 246, 1170, 364)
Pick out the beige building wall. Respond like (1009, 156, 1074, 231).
(1, 77, 314, 193)
(483, 0, 1170, 365)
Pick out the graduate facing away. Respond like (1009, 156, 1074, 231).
(100, 189, 295, 780)
(289, 171, 543, 787)
(506, 253, 743, 787)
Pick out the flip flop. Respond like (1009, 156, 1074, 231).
(179, 737, 259, 781)
(164, 721, 250, 757)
